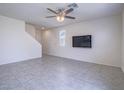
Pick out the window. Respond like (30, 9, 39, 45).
(59, 30, 66, 47)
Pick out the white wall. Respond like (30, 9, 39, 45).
(26, 24, 42, 46)
(41, 15, 122, 67)
(122, 10, 124, 72)
(0, 15, 42, 65)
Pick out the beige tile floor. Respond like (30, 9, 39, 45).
(0, 55, 124, 90)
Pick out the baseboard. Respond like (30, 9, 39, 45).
(0, 56, 42, 66)
(43, 53, 120, 68)
(122, 67, 124, 73)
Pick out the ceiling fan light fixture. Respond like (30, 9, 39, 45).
(56, 16, 64, 22)
(46, 4, 77, 22)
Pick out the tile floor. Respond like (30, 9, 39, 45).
(0, 55, 124, 90)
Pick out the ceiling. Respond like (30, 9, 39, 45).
(0, 3, 123, 29)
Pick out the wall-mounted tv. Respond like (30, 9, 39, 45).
(72, 35, 92, 48)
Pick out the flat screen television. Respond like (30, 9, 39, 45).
(72, 35, 92, 48)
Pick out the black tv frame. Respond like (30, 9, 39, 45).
(72, 35, 92, 48)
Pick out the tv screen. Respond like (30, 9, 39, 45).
(72, 35, 92, 48)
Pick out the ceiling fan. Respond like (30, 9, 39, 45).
(45, 3, 78, 22)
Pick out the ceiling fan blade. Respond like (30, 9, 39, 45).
(65, 16, 75, 19)
(65, 8, 74, 14)
(47, 8, 57, 14)
(45, 16, 56, 18)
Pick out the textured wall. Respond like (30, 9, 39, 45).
(41, 15, 122, 67)
(0, 15, 42, 65)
